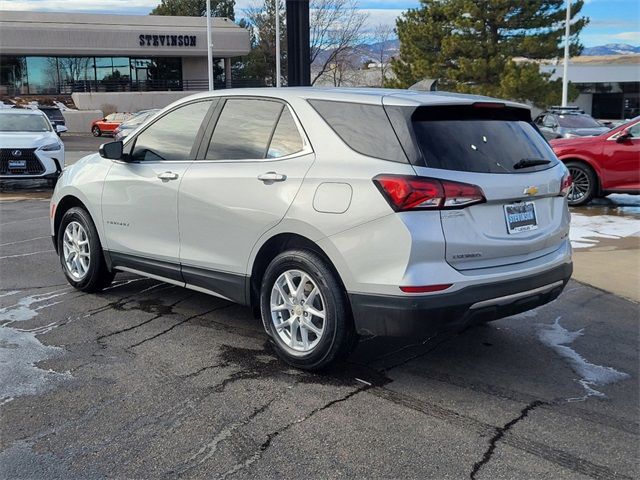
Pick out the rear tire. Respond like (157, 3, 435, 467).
(260, 249, 356, 371)
(92, 126, 102, 137)
(566, 161, 597, 207)
(58, 207, 115, 292)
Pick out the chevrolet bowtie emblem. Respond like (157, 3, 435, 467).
(523, 186, 539, 196)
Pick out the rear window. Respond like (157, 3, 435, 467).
(308, 100, 407, 163)
(557, 114, 602, 128)
(412, 106, 558, 173)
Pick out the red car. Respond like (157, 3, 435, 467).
(91, 113, 132, 137)
(550, 116, 640, 206)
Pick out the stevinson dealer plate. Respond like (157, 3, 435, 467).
(504, 201, 538, 234)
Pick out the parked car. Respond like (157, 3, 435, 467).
(534, 106, 610, 140)
(39, 106, 67, 136)
(0, 108, 65, 186)
(113, 109, 160, 141)
(550, 116, 640, 206)
(51, 88, 573, 370)
(91, 113, 132, 137)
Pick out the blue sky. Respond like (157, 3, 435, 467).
(1, 0, 638, 47)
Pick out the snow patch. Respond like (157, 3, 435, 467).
(538, 317, 629, 401)
(570, 213, 640, 248)
(0, 289, 72, 404)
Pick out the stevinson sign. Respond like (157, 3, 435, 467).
(139, 34, 197, 47)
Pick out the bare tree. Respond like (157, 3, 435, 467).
(56, 58, 92, 83)
(310, 0, 368, 85)
(324, 48, 361, 86)
(371, 23, 394, 86)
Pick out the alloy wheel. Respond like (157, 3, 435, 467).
(567, 166, 590, 204)
(62, 221, 91, 280)
(270, 269, 326, 353)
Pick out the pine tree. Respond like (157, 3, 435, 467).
(388, 0, 588, 107)
(151, 0, 235, 20)
(236, 1, 287, 86)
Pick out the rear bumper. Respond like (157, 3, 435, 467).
(348, 262, 572, 336)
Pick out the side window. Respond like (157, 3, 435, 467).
(206, 99, 283, 160)
(105, 113, 116, 122)
(267, 107, 305, 158)
(308, 99, 406, 162)
(543, 115, 556, 128)
(534, 115, 544, 126)
(130, 101, 212, 161)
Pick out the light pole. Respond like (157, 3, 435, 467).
(206, 0, 214, 91)
(275, 0, 281, 87)
(561, 0, 571, 106)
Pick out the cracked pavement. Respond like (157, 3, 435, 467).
(1, 193, 638, 479)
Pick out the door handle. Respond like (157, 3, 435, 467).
(157, 171, 179, 182)
(257, 172, 287, 183)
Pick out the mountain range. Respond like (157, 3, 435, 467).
(353, 42, 640, 61)
(581, 44, 640, 55)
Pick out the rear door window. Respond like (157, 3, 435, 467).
(206, 99, 284, 160)
(267, 108, 305, 158)
(412, 106, 558, 174)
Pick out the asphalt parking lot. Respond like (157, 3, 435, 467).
(1, 136, 638, 479)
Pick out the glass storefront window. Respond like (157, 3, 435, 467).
(24, 57, 59, 94)
(0, 55, 184, 94)
(0, 56, 27, 94)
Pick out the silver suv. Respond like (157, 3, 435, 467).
(50, 88, 573, 370)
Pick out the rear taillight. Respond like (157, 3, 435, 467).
(560, 172, 573, 197)
(373, 175, 485, 211)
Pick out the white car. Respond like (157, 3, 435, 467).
(51, 88, 572, 370)
(0, 108, 66, 186)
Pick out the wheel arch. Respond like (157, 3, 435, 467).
(248, 232, 348, 317)
(561, 157, 602, 195)
(53, 195, 93, 251)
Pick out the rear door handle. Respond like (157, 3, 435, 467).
(157, 171, 179, 182)
(257, 172, 287, 183)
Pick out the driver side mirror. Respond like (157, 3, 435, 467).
(99, 140, 124, 160)
(616, 128, 632, 143)
(55, 125, 68, 134)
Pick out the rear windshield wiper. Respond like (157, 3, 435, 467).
(513, 158, 551, 170)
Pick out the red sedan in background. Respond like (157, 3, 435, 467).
(550, 116, 640, 206)
(91, 113, 132, 137)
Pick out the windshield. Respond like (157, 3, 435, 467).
(41, 109, 64, 121)
(412, 106, 558, 174)
(557, 114, 602, 128)
(0, 113, 51, 132)
(122, 113, 151, 128)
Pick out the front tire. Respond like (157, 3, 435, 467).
(58, 207, 115, 292)
(260, 249, 357, 371)
(92, 126, 102, 137)
(566, 161, 597, 207)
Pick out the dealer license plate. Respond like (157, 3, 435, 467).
(8, 160, 26, 169)
(504, 201, 538, 234)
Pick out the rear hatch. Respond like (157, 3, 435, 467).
(406, 104, 569, 271)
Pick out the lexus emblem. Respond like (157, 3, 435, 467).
(11, 150, 22, 157)
(523, 186, 539, 196)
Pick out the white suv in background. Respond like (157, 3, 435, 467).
(50, 88, 573, 370)
(0, 108, 66, 186)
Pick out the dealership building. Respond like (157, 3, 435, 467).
(0, 11, 251, 96)
(540, 55, 639, 120)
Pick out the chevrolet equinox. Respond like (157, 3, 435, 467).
(51, 88, 573, 370)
